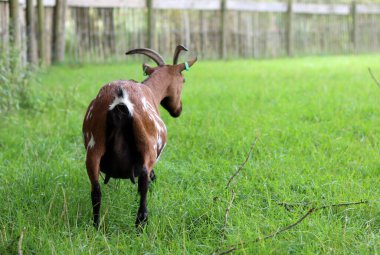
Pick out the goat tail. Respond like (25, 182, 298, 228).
(106, 87, 137, 184)
(110, 103, 133, 124)
(109, 87, 134, 128)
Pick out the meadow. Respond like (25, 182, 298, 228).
(0, 55, 379, 254)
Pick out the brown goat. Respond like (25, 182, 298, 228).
(82, 45, 197, 229)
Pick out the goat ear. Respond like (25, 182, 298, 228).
(142, 63, 155, 76)
(178, 57, 198, 72)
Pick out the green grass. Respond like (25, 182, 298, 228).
(0, 55, 379, 254)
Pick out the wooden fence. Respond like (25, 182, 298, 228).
(1, 0, 380, 65)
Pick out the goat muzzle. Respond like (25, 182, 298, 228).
(170, 105, 182, 118)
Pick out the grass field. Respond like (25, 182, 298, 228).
(0, 55, 379, 254)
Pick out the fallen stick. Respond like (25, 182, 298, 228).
(276, 201, 311, 212)
(214, 200, 371, 255)
(221, 190, 236, 241)
(226, 137, 259, 189)
(368, 67, 380, 88)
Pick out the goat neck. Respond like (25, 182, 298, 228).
(142, 67, 175, 106)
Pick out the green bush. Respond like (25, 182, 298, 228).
(0, 49, 36, 113)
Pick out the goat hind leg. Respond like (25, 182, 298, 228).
(91, 181, 101, 228)
(150, 169, 156, 182)
(86, 155, 102, 229)
(136, 167, 149, 229)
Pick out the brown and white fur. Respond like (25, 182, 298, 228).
(82, 45, 197, 229)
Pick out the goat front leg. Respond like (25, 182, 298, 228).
(135, 167, 149, 229)
(86, 155, 102, 229)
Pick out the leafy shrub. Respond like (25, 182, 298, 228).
(0, 49, 37, 113)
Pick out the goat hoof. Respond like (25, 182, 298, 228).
(150, 170, 156, 182)
(93, 220, 100, 230)
(135, 212, 148, 230)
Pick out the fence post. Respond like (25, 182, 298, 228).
(103, 9, 116, 55)
(9, 0, 21, 67)
(351, 1, 358, 52)
(52, 0, 67, 63)
(220, 0, 226, 59)
(147, 0, 154, 48)
(286, 0, 293, 57)
(26, 0, 38, 65)
(37, 0, 46, 66)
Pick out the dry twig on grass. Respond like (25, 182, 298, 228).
(214, 200, 371, 255)
(226, 137, 259, 188)
(221, 190, 236, 241)
(368, 67, 380, 88)
(17, 227, 25, 255)
(277, 201, 310, 212)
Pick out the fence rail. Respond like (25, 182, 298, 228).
(7, 0, 380, 14)
(1, 0, 380, 65)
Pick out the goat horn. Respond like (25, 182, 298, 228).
(173, 45, 188, 65)
(125, 48, 165, 66)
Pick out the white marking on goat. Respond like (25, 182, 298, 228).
(157, 134, 162, 150)
(156, 143, 166, 163)
(87, 133, 95, 150)
(86, 105, 94, 120)
(143, 99, 156, 116)
(142, 96, 167, 134)
(109, 88, 134, 116)
(141, 97, 148, 111)
(161, 143, 166, 153)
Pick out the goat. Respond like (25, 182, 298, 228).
(82, 45, 197, 229)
